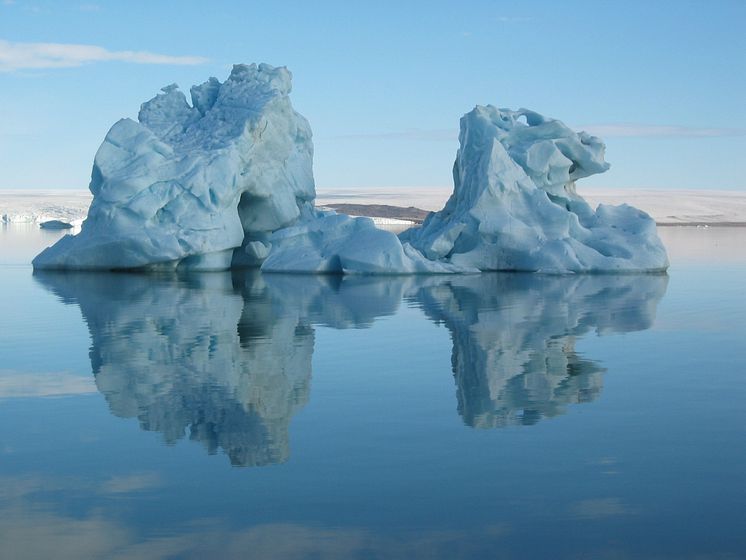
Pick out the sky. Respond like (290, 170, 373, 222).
(1, 0, 745, 192)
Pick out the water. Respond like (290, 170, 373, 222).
(1, 224, 745, 559)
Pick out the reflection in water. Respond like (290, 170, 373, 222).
(36, 272, 312, 466)
(411, 275, 668, 428)
(35, 271, 667, 465)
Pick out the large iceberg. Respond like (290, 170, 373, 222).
(34, 63, 317, 270)
(33, 64, 668, 273)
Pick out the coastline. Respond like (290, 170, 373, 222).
(2, 188, 745, 227)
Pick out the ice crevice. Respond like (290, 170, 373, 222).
(33, 63, 668, 274)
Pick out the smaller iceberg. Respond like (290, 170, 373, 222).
(400, 106, 669, 273)
(40, 219, 73, 230)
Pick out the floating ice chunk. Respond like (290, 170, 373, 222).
(40, 219, 73, 230)
(3, 213, 34, 224)
(261, 210, 465, 274)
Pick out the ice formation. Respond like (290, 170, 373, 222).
(34, 64, 311, 270)
(39, 219, 73, 230)
(32, 63, 415, 273)
(401, 107, 668, 272)
(33, 64, 668, 273)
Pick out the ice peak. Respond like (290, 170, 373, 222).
(160, 83, 180, 94)
(227, 63, 292, 95)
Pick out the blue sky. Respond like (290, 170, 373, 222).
(1, 0, 744, 191)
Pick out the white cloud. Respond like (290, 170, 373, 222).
(496, 16, 532, 23)
(0, 39, 208, 71)
(579, 123, 746, 138)
(0, 502, 514, 560)
(335, 128, 457, 141)
(569, 498, 637, 519)
(0, 370, 96, 398)
(99, 473, 161, 494)
(335, 122, 746, 143)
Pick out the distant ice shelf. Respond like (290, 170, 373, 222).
(1, 190, 90, 227)
(32, 64, 668, 273)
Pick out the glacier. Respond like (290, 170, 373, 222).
(33, 63, 668, 274)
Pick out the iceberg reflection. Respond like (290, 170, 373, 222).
(411, 274, 667, 428)
(35, 270, 667, 465)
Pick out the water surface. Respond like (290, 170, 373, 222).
(1, 225, 744, 559)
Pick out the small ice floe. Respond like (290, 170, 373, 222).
(2, 213, 34, 224)
(40, 220, 74, 230)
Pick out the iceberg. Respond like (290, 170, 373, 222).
(33, 64, 668, 274)
(39, 219, 74, 230)
(401, 106, 668, 272)
(34, 63, 318, 271)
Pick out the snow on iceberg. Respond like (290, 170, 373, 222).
(33, 64, 668, 274)
(400, 106, 669, 273)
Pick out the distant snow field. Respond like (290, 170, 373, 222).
(1, 190, 90, 227)
(2, 188, 745, 227)
(581, 189, 746, 226)
(317, 187, 746, 226)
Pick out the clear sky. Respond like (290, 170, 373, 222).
(1, 0, 745, 191)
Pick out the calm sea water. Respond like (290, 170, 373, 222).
(1, 224, 745, 559)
